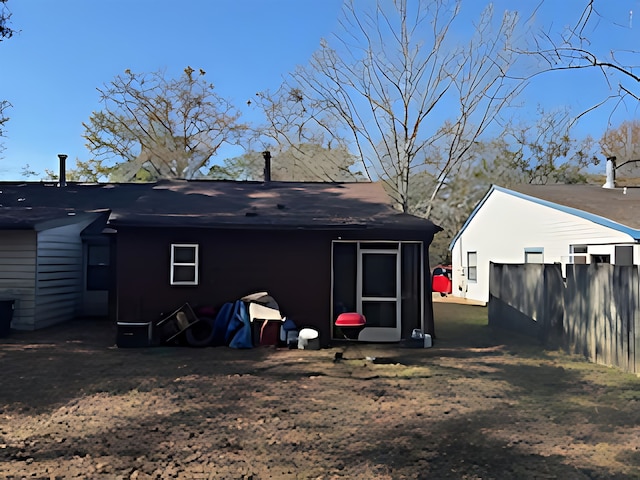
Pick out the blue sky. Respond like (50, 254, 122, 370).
(0, 0, 638, 180)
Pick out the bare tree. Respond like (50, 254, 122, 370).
(0, 0, 13, 40)
(251, 86, 363, 182)
(425, 112, 598, 264)
(525, 1, 640, 119)
(211, 143, 363, 182)
(600, 119, 640, 178)
(0, 0, 15, 150)
(600, 120, 640, 159)
(0, 100, 8, 154)
(504, 107, 598, 184)
(257, 0, 527, 215)
(83, 67, 247, 180)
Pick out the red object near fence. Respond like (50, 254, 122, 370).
(432, 265, 452, 295)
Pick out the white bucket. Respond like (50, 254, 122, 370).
(298, 328, 320, 350)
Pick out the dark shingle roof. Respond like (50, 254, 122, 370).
(0, 180, 438, 231)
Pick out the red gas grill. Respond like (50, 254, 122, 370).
(335, 312, 366, 340)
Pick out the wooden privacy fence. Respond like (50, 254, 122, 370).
(488, 263, 564, 343)
(489, 262, 639, 375)
(564, 264, 639, 374)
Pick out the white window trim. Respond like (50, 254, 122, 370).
(467, 251, 477, 283)
(170, 244, 199, 286)
(524, 247, 544, 264)
(568, 245, 588, 265)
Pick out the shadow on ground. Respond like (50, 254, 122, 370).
(0, 306, 638, 479)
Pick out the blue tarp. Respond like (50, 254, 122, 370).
(211, 294, 290, 349)
(228, 300, 253, 349)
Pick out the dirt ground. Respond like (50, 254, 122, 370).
(0, 303, 639, 480)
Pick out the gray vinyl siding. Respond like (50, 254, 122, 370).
(0, 231, 37, 330)
(34, 222, 89, 329)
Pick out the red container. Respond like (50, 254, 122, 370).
(335, 312, 366, 327)
(335, 313, 366, 340)
(432, 265, 452, 295)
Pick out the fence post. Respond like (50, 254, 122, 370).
(634, 266, 640, 374)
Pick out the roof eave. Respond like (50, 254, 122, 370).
(450, 185, 640, 248)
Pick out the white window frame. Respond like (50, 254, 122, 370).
(524, 248, 544, 264)
(467, 251, 477, 282)
(569, 244, 588, 264)
(170, 244, 199, 286)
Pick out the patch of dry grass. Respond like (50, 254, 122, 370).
(0, 308, 638, 479)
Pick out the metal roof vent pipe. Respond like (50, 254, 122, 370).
(58, 154, 68, 187)
(603, 156, 616, 189)
(262, 150, 271, 182)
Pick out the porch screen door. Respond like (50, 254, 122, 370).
(357, 246, 401, 342)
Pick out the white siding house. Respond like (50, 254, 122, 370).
(1, 213, 106, 330)
(34, 217, 98, 329)
(0, 231, 37, 329)
(0, 178, 118, 331)
(450, 184, 640, 304)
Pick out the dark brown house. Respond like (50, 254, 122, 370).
(0, 179, 441, 345)
(109, 180, 441, 346)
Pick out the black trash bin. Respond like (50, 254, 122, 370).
(0, 300, 15, 338)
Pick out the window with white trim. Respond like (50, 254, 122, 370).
(467, 252, 477, 282)
(170, 244, 199, 285)
(524, 248, 544, 264)
(569, 245, 587, 264)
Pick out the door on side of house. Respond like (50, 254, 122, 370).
(82, 241, 111, 317)
(332, 241, 422, 342)
(357, 245, 401, 341)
